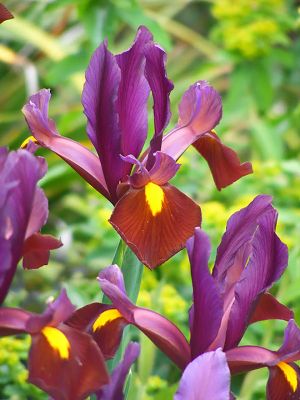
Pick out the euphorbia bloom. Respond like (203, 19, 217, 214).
(0, 148, 61, 304)
(0, 290, 109, 400)
(73, 195, 299, 398)
(22, 26, 251, 269)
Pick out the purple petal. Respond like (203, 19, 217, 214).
(26, 289, 76, 333)
(98, 265, 191, 369)
(213, 195, 273, 286)
(186, 229, 223, 358)
(0, 150, 46, 304)
(225, 209, 288, 349)
(277, 320, 300, 362)
(161, 81, 222, 161)
(25, 188, 48, 239)
(115, 26, 152, 159)
(144, 42, 174, 168)
(148, 151, 180, 185)
(0, 307, 30, 336)
(175, 349, 230, 400)
(82, 41, 125, 202)
(249, 293, 293, 325)
(97, 342, 140, 400)
(23, 89, 109, 199)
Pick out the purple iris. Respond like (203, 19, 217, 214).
(22, 26, 251, 269)
(0, 147, 61, 305)
(72, 195, 300, 398)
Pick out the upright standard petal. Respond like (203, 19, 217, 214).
(110, 183, 201, 269)
(161, 81, 222, 161)
(22, 90, 109, 199)
(186, 229, 223, 358)
(144, 42, 174, 168)
(212, 195, 273, 286)
(174, 349, 231, 400)
(82, 42, 124, 202)
(115, 26, 152, 159)
(193, 131, 252, 190)
(97, 342, 140, 400)
(224, 210, 288, 350)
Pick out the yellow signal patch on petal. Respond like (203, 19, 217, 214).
(92, 309, 123, 332)
(277, 361, 298, 392)
(41, 326, 70, 359)
(20, 136, 38, 149)
(145, 182, 165, 216)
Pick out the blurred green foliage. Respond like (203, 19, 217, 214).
(0, 0, 299, 399)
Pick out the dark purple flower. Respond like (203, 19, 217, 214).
(22, 26, 251, 269)
(73, 196, 297, 398)
(0, 290, 109, 400)
(0, 148, 62, 304)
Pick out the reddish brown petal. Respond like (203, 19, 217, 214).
(267, 363, 300, 400)
(250, 293, 294, 325)
(22, 232, 62, 270)
(193, 131, 252, 190)
(110, 183, 201, 269)
(28, 325, 109, 400)
(0, 3, 13, 23)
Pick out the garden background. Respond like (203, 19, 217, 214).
(0, 0, 299, 398)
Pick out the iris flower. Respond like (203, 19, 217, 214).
(71, 195, 299, 398)
(0, 148, 61, 304)
(0, 3, 13, 24)
(0, 288, 140, 400)
(22, 26, 251, 269)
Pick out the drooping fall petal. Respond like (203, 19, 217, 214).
(110, 184, 201, 269)
(29, 324, 109, 400)
(22, 90, 109, 199)
(193, 131, 252, 190)
(267, 363, 300, 400)
(174, 349, 231, 400)
(186, 229, 223, 358)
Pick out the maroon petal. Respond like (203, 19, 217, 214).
(97, 342, 140, 400)
(28, 324, 109, 400)
(225, 209, 288, 349)
(25, 187, 48, 239)
(0, 3, 13, 23)
(0, 307, 30, 336)
(22, 232, 62, 270)
(175, 349, 231, 400)
(115, 26, 152, 159)
(98, 265, 191, 370)
(249, 293, 293, 325)
(186, 229, 223, 358)
(193, 131, 252, 190)
(144, 42, 174, 168)
(22, 90, 109, 199)
(110, 184, 201, 269)
(267, 363, 300, 400)
(161, 81, 222, 161)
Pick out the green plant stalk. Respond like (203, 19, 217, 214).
(103, 239, 144, 373)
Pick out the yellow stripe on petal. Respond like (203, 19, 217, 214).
(41, 326, 70, 359)
(277, 361, 298, 392)
(145, 182, 164, 216)
(20, 136, 38, 149)
(92, 309, 123, 332)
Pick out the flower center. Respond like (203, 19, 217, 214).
(145, 182, 164, 216)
